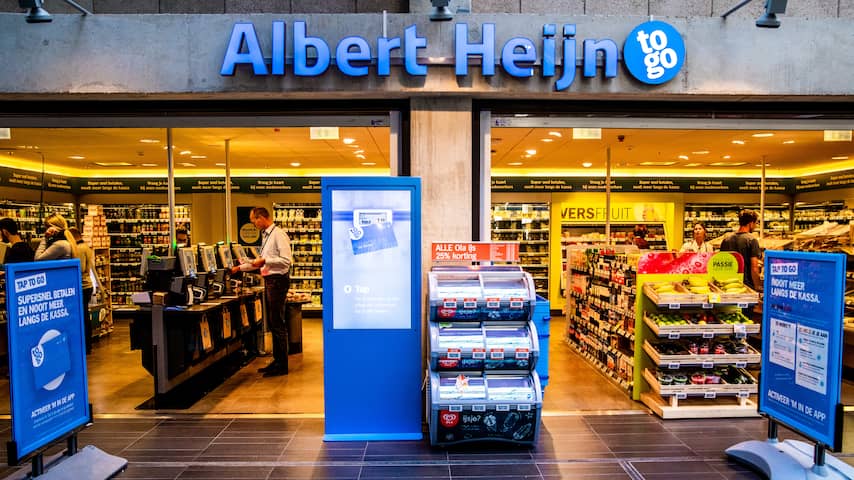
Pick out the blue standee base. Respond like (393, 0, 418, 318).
(726, 439, 854, 480)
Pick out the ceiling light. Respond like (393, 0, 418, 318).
(831, 156, 849, 160)
(356, 154, 366, 159)
(639, 161, 677, 166)
(722, 155, 731, 159)
(178, 162, 196, 167)
(783, 140, 795, 144)
(190, 155, 207, 159)
(347, 144, 360, 148)
(508, 162, 523, 166)
(290, 162, 301, 167)
(140, 163, 158, 167)
(514, 114, 530, 118)
(710, 162, 747, 166)
(691, 150, 710, 155)
(732, 140, 745, 145)
(683, 163, 702, 167)
(94, 162, 133, 167)
(540, 138, 553, 143)
(342, 138, 356, 144)
(754, 163, 772, 167)
(179, 150, 192, 155)
(751, 132, 774, 138)
(548, 131, 562, 138)
(361, 162, 376, 166)
(678, 155, 689, 160)
(582, 162, 593, 168)
(572, 128, 601, 139)
(824, 130, 852, 142)
(68, 155, 85, 160)
(215, 163, 226, 167)
(525, 149, 537, 155)
(139, 139, 160, 144)
(353, 150, 364, 154)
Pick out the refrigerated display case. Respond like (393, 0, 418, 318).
(426, 265, 542, 446)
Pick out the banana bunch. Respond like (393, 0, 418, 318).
(652, 282, 677, 294)
(682, 276, 710, 294)
(714, 277, 748, 294)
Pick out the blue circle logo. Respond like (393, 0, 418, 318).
(623, 21, 685, 85)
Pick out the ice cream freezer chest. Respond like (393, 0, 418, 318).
(427, 371, 542, 446)
(428, 269, 536, 322)
(429, 322, 540, 372)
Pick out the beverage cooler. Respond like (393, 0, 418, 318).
(426, 266, 543, 446)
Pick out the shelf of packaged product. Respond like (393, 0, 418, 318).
(568, 341, 633, 392)
(683, 204, 790, 244)
(642, 341, 760, 367)
(640, 370, 759, 419)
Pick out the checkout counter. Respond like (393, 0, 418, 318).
(129, 245, 265, 407)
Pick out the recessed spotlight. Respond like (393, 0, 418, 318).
(361, 162, 376, 166)
(178, 162, 196, 167)
(215, 163, 226, 167)
(548, 131, 562, 137)
(732, 140, 745, 145)
(179, 150, 192, 156)
(140, 163, 158, 167)
(683, 163, 702, 167)
(353, 150, 364, 154)
(356, 154, 366, 159)
(290, 162, 301, 167)
(754, 163, 772, 167)
(139, 139, 160, 144)
(691, 150, 710, 155)
(722, 155, 732, 159)
(540, 138, 553, 143)
(640, 161, 677, 166)
(752, 133, 774, 138)
(678, 155, 689, 160)
(783, 140, 795, 144)
(68, 155, 85, 160)
(582, 162, 593, 168)
(190, 155, 207, 159)
(508, 162, 524, 166)
(710, 162, 746, 166)
(831, 156, 849, 160)
(342, 138, 356, 144)
(525, 149, 537, 155)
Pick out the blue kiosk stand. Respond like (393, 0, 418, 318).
(726, 251, 854, 480)
(321, 177, 423, 441)
(3, 260, 126, 479)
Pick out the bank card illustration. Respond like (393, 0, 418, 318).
(31, 333, 71, 390)
(348, 208, 397, 255)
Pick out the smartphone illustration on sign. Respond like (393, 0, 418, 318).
(349, 209, 397, 255)
(31, 333, 71, 390)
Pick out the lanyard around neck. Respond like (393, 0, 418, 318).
(261, 225, 276, 252)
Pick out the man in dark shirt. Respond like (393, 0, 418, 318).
(0, 217, 35, 263)
(720, 209, 762, 291)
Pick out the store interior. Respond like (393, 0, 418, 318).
(0, 120, 852, 417)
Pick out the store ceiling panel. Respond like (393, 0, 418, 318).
(0, 126, 850, 178)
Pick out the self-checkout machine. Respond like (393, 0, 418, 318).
(426, 241, 543, 446)
(3, 259, 127, 479)
(726, 251, 854, 480)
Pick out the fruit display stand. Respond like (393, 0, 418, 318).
(633, 251, 762, 419)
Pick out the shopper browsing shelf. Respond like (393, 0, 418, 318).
(231, 207, 293, 377)
(70, 227, 101, 354)
(35, 213, 76, 261)
(0, 217, 35, 263)
(632, 224, 649, 249)
(176, 227, 190, 247)
(720, 210, 762, 292)
(680, 222, 713, 253)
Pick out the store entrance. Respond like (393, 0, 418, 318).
(0, 118, 398, 415)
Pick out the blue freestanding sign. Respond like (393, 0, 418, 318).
(321, 177, 422, 441)
(5, 259, 90, 462)
(759, 250, 846, 450)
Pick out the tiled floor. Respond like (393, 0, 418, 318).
(2, 316, 853, 478)
(0, 413, 834, 479)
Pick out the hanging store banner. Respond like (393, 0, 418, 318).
(4, 259, 89, 463)
(0, 167, 76, 193)
(74, 176, 322, 194)
(760, 250, 846, 450)
(492, 177, 793, 194)
(792, 170, 854, 193)
(321, 176, 422, 441)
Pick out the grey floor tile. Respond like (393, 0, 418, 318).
(597, 432, 685, 446)
(176, 465, 275, 479)
(117, 465, 188, 478)
(537, 461, 629, 476)
(451, 463, 541, 477)
(360, 464, 451, 478)
(587, 422, 669, 435)
(127, 436, 214, 450)
(268, 465, 362, 479)
(608, 445, 697, 457)
(631, 460, 721, 475)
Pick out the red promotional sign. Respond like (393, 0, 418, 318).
(431, 242, 520, 263)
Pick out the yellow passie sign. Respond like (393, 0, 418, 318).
(560, 202, 669, 222)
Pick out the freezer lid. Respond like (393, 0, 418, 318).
(484, 326, 533, 349)
(437, 374, 488, 400)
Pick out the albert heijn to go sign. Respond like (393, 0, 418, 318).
(221, 20, 686, 90)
